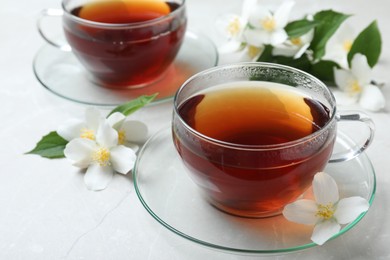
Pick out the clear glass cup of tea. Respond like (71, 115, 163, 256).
(37, 0, 187, 88)
(172, 62, 375, 218)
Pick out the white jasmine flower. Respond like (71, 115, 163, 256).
(58, 107, 104, 141)
(106, 112, 148, 151)
(244, 1, 295, 46)
(218, 44, 263, 64)
(334, 53, 385, 111)
(64, 122, 136, 191)
(272, 29, 314, 58)
(216, 0, 257, 60)
(323, 23, 356, 68)
(216, 0, 257, 42)
(283, 172, 369, 245)
(58, 107, 149, 147)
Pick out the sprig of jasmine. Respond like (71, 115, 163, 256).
(27, 94, 156, 159)
(217, 0, 384, 111)
(26, 94, 157, 191)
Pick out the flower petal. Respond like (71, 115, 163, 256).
(273, 0, 295, 29)
(351, 53, 372, 85)
(126, 143, 139, 153)
(85, 107, 103, 131)
(331, 22, 356, 43)
(218, 41, 243, 54)
(57, 119, 85, 141)
(248, 6, 271, 29)
(311, 220, 341, 245)
(333, 90, 359, 106)
(84, 163, 114, 191)
(218, 47, 255, 65)
(241, 0, 257, 20)
(323, 23, 355, 68)
(110, 145, 136, 174)
(121, 120, 148, 143)
(334, 196, 369, 224)
(300, 30, 314, 43)
(215, 14, 242, 39)
(270, 29, 288, 46)
(283, 199, 318, 225)
(313, 172, 339, 205)
(272, 44, 299, 57)
(64, 138, 96, 168)
(359, 84, 386, 111)
(324, 49, 349, 69)
(294, 43, 310, 59)
(334, 68, 354, 92)
(107, 112, 125, 130)
(96, 122, 118, 148)
(244, 29, 271, 46)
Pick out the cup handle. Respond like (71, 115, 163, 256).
(37, 9, 71, 51)
(329, 111, 375, 163)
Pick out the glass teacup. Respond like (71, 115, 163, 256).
(172, 62, 374, 218)
(38, 0, 187, 88)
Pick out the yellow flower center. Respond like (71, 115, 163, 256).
(227, 17, 241, 37)
(80, 128, 95, 140)
(290, 37, 302, 46)
(343, 40, 353, 52)
(315, 203, 335, 220)
(349, 80, 362, 95)
(261, 17, 276, 32)
(92, 147, 111, 167)
(118, 130, 126, 145)
(247, 45, 262, 59)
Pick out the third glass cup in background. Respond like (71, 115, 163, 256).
(172, 62, 374, 218)
(38, 0, 187, 88)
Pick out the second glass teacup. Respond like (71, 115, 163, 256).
(172, 62, 374, 218)
(38, 0, 187, 88)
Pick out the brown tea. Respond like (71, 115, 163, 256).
(173, 81, 335, 217)
(179, 82, 330, 145)
(63, 0, 186, 87)
(74, 0, 171, 23)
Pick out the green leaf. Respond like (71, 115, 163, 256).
(310, 60, 340, 85)
(256, 45, 341, 85)
(347, 20, 382, 68)
(257, 45, 312, 72)
(256, 44, 274, 62)
(256, 46, 312, 84)
(26, 131, 68, 159)
(107, 93, 158, 117)
(273, 55, 312, 72)
(309, 10, 351, 61)
(285, 19, 322, 38)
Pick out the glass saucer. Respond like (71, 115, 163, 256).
(32, 31, 218, 107)
(133, 127, 376, 255)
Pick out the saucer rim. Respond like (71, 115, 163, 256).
(32, 30, 219, 107)
(133, 126, 376, 255)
